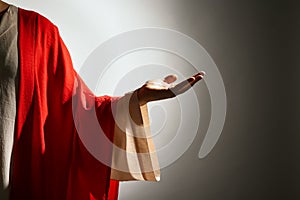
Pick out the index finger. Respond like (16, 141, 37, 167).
(171, 71, 206, 95)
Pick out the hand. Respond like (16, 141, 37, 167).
(137, 71, 206, 105)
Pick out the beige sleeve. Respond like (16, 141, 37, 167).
(110, 91, 160, 181)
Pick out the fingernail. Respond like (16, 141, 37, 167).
(199, 71, 206, 76)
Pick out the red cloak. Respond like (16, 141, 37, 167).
(11, 8, 119, 200)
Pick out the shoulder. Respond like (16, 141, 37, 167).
(18, 7, 59, 35)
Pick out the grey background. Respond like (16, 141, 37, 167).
(7, 0, 300, 199)
(117, 1, 300, 200)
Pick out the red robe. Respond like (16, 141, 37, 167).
(11, 8, 119, 200)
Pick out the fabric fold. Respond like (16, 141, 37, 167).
(110, 91, 160, 182)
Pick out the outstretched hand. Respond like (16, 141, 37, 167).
(137, 71, 206, 105)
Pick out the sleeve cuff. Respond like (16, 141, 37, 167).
(110, 91, 160, 182)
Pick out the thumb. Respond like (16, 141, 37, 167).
(163, 74, 177, 84)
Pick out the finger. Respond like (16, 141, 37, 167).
(193, 71, 206, 81)
(171, 77, 195, 95)
(199, 71, 206, 76)
(163, 74, 177, 84)
(172, 71, 206, 95)
(189, 71, 206, 86)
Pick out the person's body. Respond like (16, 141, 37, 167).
(0, 1, 204, 200)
